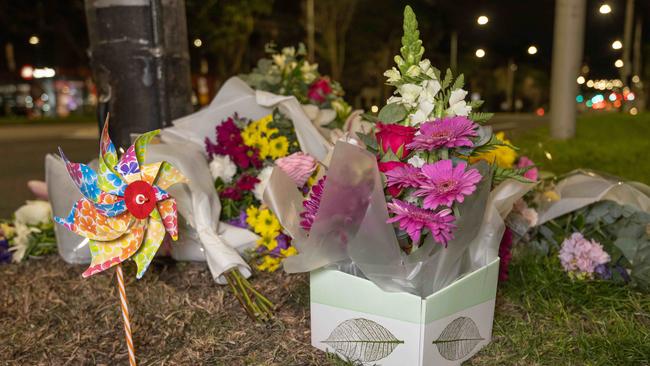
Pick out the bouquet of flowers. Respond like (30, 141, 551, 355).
(204, 111, 320, 318)
(240, 43, 352, 131)
(1, 200, 57, 264)
(265, 6, 533, 296)
(514, 171, 650, 291)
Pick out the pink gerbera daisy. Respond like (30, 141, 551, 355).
(414, 160, 482, 209)
(386, 199, 455, 246)
(407, 116, 478, 151)
(300, 177, 327, 232)
(385, 164, 424, 191)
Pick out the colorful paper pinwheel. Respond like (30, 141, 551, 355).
(55, 121, 188, 278)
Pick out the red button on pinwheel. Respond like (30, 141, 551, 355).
(124, 180, 157, 219)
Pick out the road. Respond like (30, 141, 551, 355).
(0, 113, 548, 217)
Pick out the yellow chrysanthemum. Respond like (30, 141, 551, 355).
(254, 209, 282, 237)
(257, 138, 271, 160)
(281, 246, 297, 258)
(469, 132, 517, 168)
(241, 128, 259, 147)
(257, 256, 281, 272)
(246, 205, 260, 228)
(269, 136, 289, 159)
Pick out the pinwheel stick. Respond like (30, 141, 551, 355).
(115, 264, 137, 366)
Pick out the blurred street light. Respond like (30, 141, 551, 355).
(632, 75, 640, 83)
(611, 40, 622, 50)
(475, 48, 486, 58)
(28, 35, 40, 45)
(527, 45, 538, 55)
(193, 38, 202, 48)
(614, 59, 624, 68)
(477, 15, 489, 25)
(577, 76, 585, 84)
(599, 3, 612, 14)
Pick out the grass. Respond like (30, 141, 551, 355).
(468, 255, 650, 366)
(514, 112, 650, 184)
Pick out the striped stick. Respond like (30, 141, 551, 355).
(115, 264, 137, 366)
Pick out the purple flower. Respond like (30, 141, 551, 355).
(300, 177, 326, 232)
(227, 210, 248, 229)
(0, 238, 11, 264)
(558, 233, 610, 276)
(407, 117, 478, 151)
(414, 160, 482, 209)
(498, 228, 513, 282)
(386, 199, 455, 246)
(385, 164, 424, 191)
(594, 263, 612, 280)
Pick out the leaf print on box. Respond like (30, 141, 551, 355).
(433, 316, 484, 361)
(323, 318, 404, 362)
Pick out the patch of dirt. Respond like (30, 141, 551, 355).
(0, 256, 329, 365)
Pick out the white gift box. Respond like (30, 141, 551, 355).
(310, 258, 500, 366)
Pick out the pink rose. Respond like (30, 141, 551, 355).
(307, 78, 333, 103)
(378, 161, 408, 197)
(375, 123, 417, 159)
(276, 152, 318, 187)
(517, 156, 538, 181)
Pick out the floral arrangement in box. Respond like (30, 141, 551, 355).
(265, 6, 534, 297)
(240, 43, 352, 130)
(297, 9, 534, 252)
(0, 200, 57, 264)
(205, 112, 318, 273)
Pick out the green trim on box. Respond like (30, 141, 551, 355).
(310, 258, 500, 324)
(423, 258, 500, 323)
(310, 268, 423, 323)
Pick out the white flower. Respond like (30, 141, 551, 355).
(406, 65, 421, 77)
(395, 83, 422, 108)
(419, 59, 436, 78)
(419, 79, 441, 102)
(447, 88, 472, 116)
(14, 200, 52, 226)
(287, 61, 298, 72)
(209, 155, 237, 184)
(300, 61, 318, 83)
(253, 166, 275, 202)
(272, 54, 286, 68)
(9, 222, 39, 262)
(408, 155, 426, 168)
(383, 67, 401, 83)
(281, 46, 296, 57)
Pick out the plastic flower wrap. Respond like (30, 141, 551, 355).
(205, 112, 317, 272)
(240, 43, 352, 130)
(54, 122, 188, 278)
(264, 6, 534, 296)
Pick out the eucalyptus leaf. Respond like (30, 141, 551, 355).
(378, 103, 407, 124)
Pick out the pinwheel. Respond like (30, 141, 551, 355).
(54, 120, 188, 366)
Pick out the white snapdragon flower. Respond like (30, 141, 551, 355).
(383, 67, 401, 84)
(253, 166, 275, 201)
(409, 78, 441, 124)
(406, 64, 421, 77)
(14, 200, 52, 226)
(395, 83, 422, 108)
(407, 155, 426, 168)
(418, 59, 436, 78)
(447, 88, 472, 116)
(209, 155, 237, 184)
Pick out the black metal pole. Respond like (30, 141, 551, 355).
(85, 0, 192, 148)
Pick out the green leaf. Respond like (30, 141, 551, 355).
(378, 103, 407, 124)
(357, 132, 379, 152)
(452, 73, 465, 91)
(469, 112, 494, 124)
(441, 68, 453, 89)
